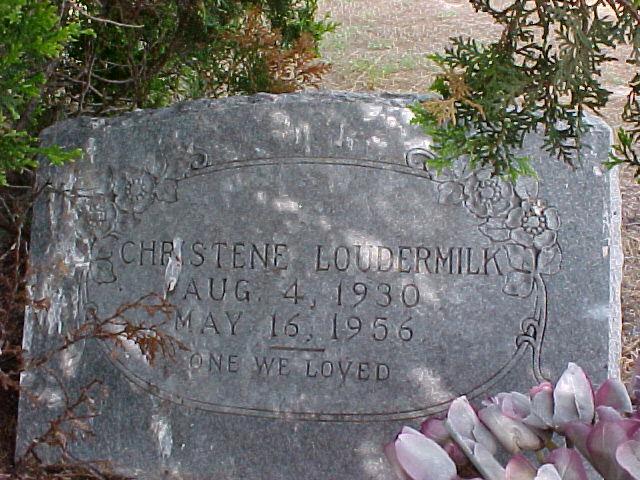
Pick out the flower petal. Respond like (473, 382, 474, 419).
(616, 440, 640, 479)
(446, 397, 503, 480)
(395, 429, 457, 480)
(587, 419, 640, 479)
(438, 182, 464, 205)
(506, 207, 524, 229)
(491, 198, 511, 216)
(499, 181, 516, 200)
(464, 174, 480, 192)
(444, 441, 469, 467)
(515, 176, 539, 200)
(503, 271, 535, 298)
(533, 230, 557, 250)
(511, 228, 535, 248)
(420, 418, 449, 445)
(155, 178, 179, 203)
(384, 440, 412, 480)
(447, 396, 478, 443)
(525, 382, 554, 429)
(473, 443, 507, 480)
(544, 208, 561, 230)
(564, 422, 593, 462)
(401, 426, 424, 437)
(480, 222, 511, 242)
(596, 405, 624, 422)
(553, 363, 595, 427)
(495, 392, 532, 420)
(466, 196, 489, 218)
(537, 244, 562, 275)
(595, 379, 633, 414)
(534, 464, 562, 480)
(476, 169, 493, 181)
(479, 404, 543, 453)
(405, 148, 432, 172)
(506, 454, 537, 480)
(545, 448, 588, 480)
(506, 244, 534, 272)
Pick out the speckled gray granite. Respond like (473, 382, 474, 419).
(17, 92, 621, 479)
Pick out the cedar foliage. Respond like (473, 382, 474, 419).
(413, 0, 640, 181)
(0, 0, 333, 185)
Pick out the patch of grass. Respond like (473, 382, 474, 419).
(437, 9, 458, 19)
(367, 39, 393, 50)
(320, 25, 361, 57)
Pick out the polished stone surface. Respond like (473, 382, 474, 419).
(17, 92, 620, 479)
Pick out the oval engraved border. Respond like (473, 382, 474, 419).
(79, 155, 558, 422)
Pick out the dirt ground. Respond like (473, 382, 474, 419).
(317, 0, 640, 377)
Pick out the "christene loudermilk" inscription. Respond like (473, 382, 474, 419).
(118, 240, 505, 274)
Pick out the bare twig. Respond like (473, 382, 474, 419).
(91, 74, 134, 84)
(24, 292, 184, 373)
(1, 185, 32, 190)
(68, 1, 144, 29)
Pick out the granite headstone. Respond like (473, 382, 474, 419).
(17, 92, 621, 479)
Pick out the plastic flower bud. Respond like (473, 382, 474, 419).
(595, 378, 633, 414)
(443, 441, 469, 468)
(385, 426, 457, 480)
(384, 439, 412, 480)
(420, 417, 450, 445)
(491, 392, 532, 421)
(525, 382, 554, 429)
(616, 439, 640, 479)
(564, 422, 593, 463)
(445, 397, 505, 480)
(597, 405, 624, 422)
(420, 417, 469, 467)
(447, 397, 498, 454)
(545, 448, 588, 480)
(478, 404, 544, 454)
(552, 363, 595, 428)
(505, 454, 586, 480)
(586, 418, 640, 480)
(533, 464, 563, 480)
(506, 454, 536, 480)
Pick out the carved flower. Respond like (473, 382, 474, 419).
(437, 180, 465, 205)
(503, 243, 562, 297)
(113, 171, 178, 214)
(77, 196, 117, 239)
(506, 199, 560, 250)
(89, 243, 116, 284)
(463, 169, 518, 218)
(114, 171, 156, 213)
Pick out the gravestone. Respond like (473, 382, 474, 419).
(17, 92, 621, 479)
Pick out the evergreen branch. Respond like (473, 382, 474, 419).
(415, 0, 640, 181)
